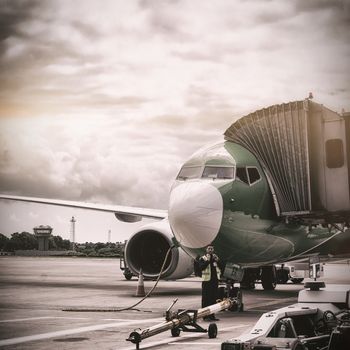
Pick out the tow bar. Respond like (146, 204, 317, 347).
(126, 296, 241, 349)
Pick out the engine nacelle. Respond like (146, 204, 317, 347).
(124, 219, 194, 280)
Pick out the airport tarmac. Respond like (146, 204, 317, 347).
(0, 257, 349, 350)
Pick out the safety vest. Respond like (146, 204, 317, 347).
(201, 255, 221, 282)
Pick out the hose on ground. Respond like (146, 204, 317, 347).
(63, 245, 175, 312)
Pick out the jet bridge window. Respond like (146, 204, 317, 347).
(202, 166, 234, 179)
(176, 166, 202, 180)
(326, 139, 344, 168)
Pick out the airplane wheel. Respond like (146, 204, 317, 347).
(240, 269, 256, 290)
(171, 328, 181, 337)
(291, 278, 304, 284)
(208, 323, 218, 338)
(261, 266, 276, 290)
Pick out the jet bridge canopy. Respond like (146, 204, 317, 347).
(224, 99, 350, 221)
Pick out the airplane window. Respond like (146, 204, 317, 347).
(176, 166, 202, 180)
(236, 167, 249, 184)
(247, 167, 261, 185)
(202, 166, 234, 179)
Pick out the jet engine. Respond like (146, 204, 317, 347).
(124, 220, 194, 280)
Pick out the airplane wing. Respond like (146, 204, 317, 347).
(0, 194, 168, 222)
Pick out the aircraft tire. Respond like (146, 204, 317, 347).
(261, 266, 276, 290)
(291, 278, 304, 284)
(240, 269, 256, 290)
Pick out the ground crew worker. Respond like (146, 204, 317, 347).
(199, 245, 221, 321)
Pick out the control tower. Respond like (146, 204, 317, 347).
(33, 225, 53, 251)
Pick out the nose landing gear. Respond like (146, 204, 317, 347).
(218, 281, 244, 312)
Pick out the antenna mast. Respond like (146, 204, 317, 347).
(70, 216, 76, 250)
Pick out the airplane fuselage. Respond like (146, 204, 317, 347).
(168, 141, 350, 268)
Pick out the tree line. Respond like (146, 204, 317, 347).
(0, 232, 124, 257)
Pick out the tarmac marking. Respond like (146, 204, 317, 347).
(119, 324, 249, 350)
(246, 297, 297, 310)
(0, 316, 92, 323)
(0, 317, 163, 346)
(0, 317, 54, 323)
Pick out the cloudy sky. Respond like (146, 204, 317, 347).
(0, 0, 349, 242)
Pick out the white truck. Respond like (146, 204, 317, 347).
(275, 261, 324, 284)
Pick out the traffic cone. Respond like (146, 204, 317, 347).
(135, 269, 145, 297)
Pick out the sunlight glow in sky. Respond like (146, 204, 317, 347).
(0, 0, 349, 241)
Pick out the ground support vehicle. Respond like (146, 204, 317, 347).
(275, 262, 319, 284)
(221, 281, 350, 349)
(120, 244, 134, 280)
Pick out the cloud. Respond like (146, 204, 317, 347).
(29, 211, 39, 219)
(9, 213, 19, 222)
(0, 0, 349, 240)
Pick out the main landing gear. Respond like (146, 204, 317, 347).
(239, 266, 277, 290)
(261, 266, 277, 290)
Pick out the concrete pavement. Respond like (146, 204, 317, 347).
(0, 256, 348, 350)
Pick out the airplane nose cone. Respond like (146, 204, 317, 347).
(168, 182, 223, 249)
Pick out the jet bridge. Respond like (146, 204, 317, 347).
(224, 99, 350, 224)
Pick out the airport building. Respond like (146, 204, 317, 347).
(33, 225, 53, 251)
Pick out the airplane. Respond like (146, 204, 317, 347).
(1, 98, 350, 291)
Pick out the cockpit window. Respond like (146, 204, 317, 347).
(202, 166, 234, 179)
(177, 166, 202, 180)
(236, 166, 261, 185)
(236, 167, 249, 184)
(247, 167, 261, 185)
